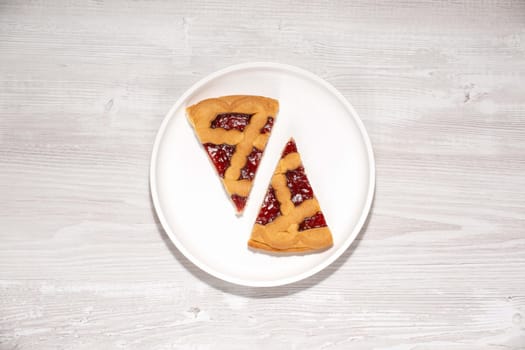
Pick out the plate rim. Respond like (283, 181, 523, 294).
(150, 62, 375, 287)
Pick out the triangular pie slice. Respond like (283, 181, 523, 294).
(186, 95, 278, 214)
(248, 138, 333, 253)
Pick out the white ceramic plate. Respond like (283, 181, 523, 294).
(150, 62, 375, 287)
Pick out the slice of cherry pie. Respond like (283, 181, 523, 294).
(248, 138, 333, 253)
(186, 95, 278, 214)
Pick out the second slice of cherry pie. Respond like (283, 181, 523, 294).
(248, 138, 333, 253)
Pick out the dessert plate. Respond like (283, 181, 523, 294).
(150, 62, 375, 287)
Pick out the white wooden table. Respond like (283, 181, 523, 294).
(1, 1, 525, 349)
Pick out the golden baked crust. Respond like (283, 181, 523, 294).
(248, 138, 333, 253)
(186, 95, 279, 213)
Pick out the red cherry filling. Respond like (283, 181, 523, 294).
(231, 194, 247, 212)
(203, 143, 235, 178)
(281, 139, 298, 158)
(286, 166, 314, 206)
(298, 212, 327, 231)
(255, 186, 281, 225)
(239, 147, 263, 181)
(211, 113, 253, 131)
(260, 116, 274, 134)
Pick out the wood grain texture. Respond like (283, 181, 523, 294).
(1, 0, 525, 349)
